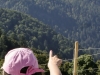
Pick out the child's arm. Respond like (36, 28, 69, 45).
(48, 50, 62, 75)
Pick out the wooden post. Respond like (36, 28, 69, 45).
(73, 41, 78, 75)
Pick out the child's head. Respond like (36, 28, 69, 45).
(1, 48, 44, 75)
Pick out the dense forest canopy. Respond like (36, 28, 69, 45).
(0, 8, 75, 59)
(0, 0, 100, 48)
(0, 0, 100, 74)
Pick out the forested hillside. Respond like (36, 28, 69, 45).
(0, 0, 100, 48)
(0, 1, 100, 74)
(0, 8, 75, 59)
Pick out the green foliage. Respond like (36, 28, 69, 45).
(60, 61, 73, 75)
(0, 59, 4, 67)
(78, 55, 98, 75)
(96, 60, 100, 75)
(0, 0, 100, 60)
(0, 8, 74, 59)
(1, 0, 100, 50)
(0, 1, 100, 74)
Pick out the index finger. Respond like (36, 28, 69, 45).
(49, 50, 53, 58)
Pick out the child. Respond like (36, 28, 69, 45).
(1, 48, 62, 75)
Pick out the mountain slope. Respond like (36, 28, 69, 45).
(0, 0, 100, 48)
(0, 8, 75, 59)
